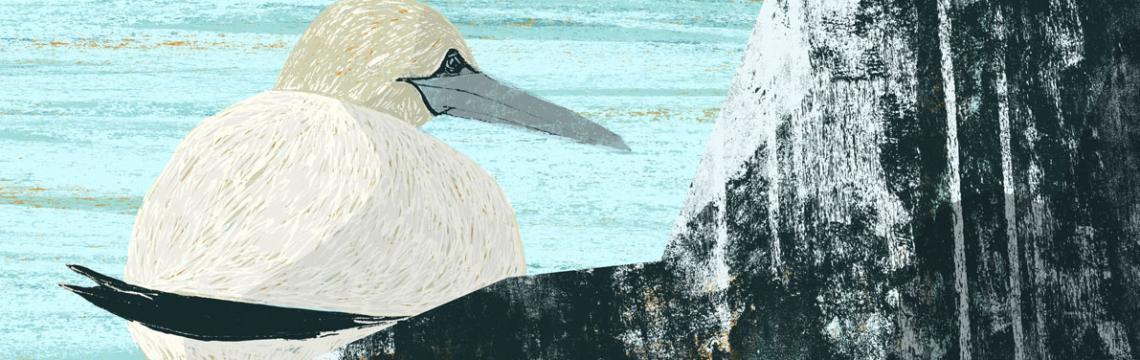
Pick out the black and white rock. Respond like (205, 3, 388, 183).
(340, 0, 1140, 358)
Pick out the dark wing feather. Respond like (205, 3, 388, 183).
(61, 264, 404, 341)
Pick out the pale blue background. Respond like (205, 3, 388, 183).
(0, 1, 761, 358)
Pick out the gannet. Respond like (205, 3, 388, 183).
(60, 0, 627, 358)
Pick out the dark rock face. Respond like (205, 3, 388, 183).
(341, 0, 1140, 358)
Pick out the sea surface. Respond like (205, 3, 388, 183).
(0, 1, 761, 358)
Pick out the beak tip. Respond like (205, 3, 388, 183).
(598, 134, 631, 152)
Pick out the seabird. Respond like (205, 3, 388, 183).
(61, 0, 627, 358)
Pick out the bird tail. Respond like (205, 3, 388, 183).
(60, 264, 404, 342)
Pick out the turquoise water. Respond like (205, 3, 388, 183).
(0, 1, 761, 358)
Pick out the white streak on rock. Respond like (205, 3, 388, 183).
(935, 0, 971, 358)
(993, 8, 1025, 360)
(672, 0, 810, 282)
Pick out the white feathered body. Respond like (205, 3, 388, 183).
(122, 91, 525, 358)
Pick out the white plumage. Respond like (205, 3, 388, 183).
(126, 91, 525, 316)
(124, 91, 524, 358)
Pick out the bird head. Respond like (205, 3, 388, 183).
(276, 0, 629, 150)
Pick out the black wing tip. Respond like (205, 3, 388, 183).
(58, 282, 90, 295)
(65, 264, 147, 293)
(59, 282, 113, 305)
(66, 263, 110, 282)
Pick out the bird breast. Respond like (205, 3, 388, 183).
(124, 91, 525, 317)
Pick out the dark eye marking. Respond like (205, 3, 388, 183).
(437, 49, 470, 76)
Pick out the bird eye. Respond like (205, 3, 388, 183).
(440, 50, 466, 76)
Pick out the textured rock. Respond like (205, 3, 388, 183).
(341, 0, 1140, 358)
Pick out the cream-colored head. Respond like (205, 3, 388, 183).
(275, 0, 472, 126)
(276, 0, 629, 150)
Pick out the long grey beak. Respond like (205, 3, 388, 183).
(399, 58, 629, 151)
